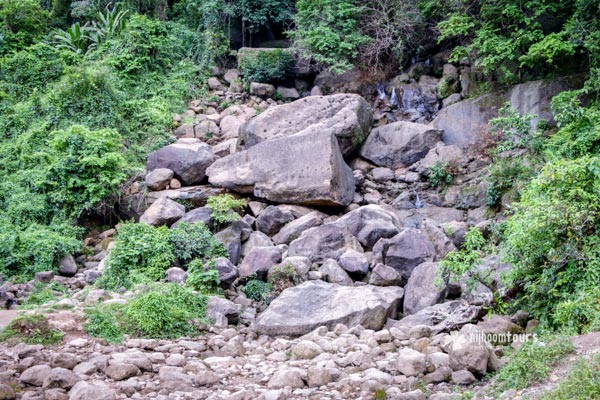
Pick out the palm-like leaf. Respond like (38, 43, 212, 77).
(53, 23, 91, 55)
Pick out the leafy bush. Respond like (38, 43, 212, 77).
(21, 281, 68, 308)
(267, 263, 301, 297)
(552, 290, 600, 334)
(242, 277, 272, 303)
(238, 49, 292, 83)
(124, 283, 208, 338)
(438, 228, 487, 293)
(0, 314, 63, 345)
(100, 222, 174, 290)
(490, 103, 544, 153)
(485, 157, 535, 207)
(206, 194, 246, 228)
(169, 222, 227, 265)
(291, 0, 370, 73)
(185, 258, 221, 294)
(428, 162, 453, 188)
(503, 156, 600, 327)
(496, 335, 574, 391)
(83, 303, 124, 343)
(541, 354, 600, 400)
(45, 125, 126, 217)
(0, 0, 49, 54)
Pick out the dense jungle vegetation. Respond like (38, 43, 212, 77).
(1, 0, 600, 334)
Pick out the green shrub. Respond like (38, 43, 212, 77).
(540, 354, 600, 400)
(44, 125, 126, 217)
(428, 162, 453, 188)
(83, 303, 124, 343)
(100, 222, 175, 290)
(185, 259, 221, 294)
(290, 0, 370, 73)
(267, 263, 301, 297)
(438, 228, 487, 293)
(552, 290, 600, 334)
(485, 157, 536, 207)
(169, 222, 227, 266)
(0, 314, 64, 345)
(0, 0, 49, 54)
(239, 49, 293, 84)
(21, 281, 68, 309)
(124, 283, 208, 338)
(206, 194, 246, 228)
(242, 278, 272, 303)
(490, 103, 544, 153)
(503, 156, 600, 327)
(496, 335, 574, 391)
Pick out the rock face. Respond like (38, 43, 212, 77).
(373, 229, 436, 281)
(240, 94, 372, 157)
(288, 224, 360, 263)
(147, 139, 215, 186)
(403, 262, 447, 316)
(207, 130, 355, 206)
(254, 280, 404, 336)
(360, 121, 443, 168)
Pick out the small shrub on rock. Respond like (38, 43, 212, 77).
(206, 194, 246, 228)
(428, 162, 454, 188)
(242, 277, 272, 304)
(0, 314, 63, 345)
(185, 259, 221, 294)
(238, 49, 293, 84)
(83, 303, 124, 343)
(169, 222, 228, 265)
(100, 222, 174, 290)
(124, 283, 208, 339)
(268, 264, 301, 297)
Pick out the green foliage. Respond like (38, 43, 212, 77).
(490, 103, 544, 153)
(242, 277, 272, 303)
(546, 105, 600, 160)
(21, 281, 68, 308)
(428, 162, 453, 188)
(45, 125, 126, 217)
(206, 194, 245, 228)
(83, 303, 124, 343)
(503, 156, 600, 328)
(540, 354, 600, 400)
(54, 22, 91, 55)
(0, 0, 49, 54)
(552, 290, 600, 334)
(0, 43, 68, 100)
(438, 228, 487, 293)
(100, 222, 175, 290)
(238, 49, 292, 84)
(267, 263, 301, 297)
(186, 259, 221, 294)
(124, 283, 208, 338)
(485, 157, 536, 207)
(496, 335, 574, 391)
(238, 0, 294, 34)
(291, 0, 370, 73)
(169, 222, 228, 266)
(0, 314, 64, 345)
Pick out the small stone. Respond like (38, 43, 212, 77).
(166, 267, 187, 284)
(146, 168, 174, 191)
(291, 341, 322, 360)
(42, 368, 79, 390)
(169, 178, 182, 189)
(34, 271, 53, 283)
(68, 381, 116, 400)
(58, 256, 78, 277)
(166, 354, 186, 367)
(20, 365, 51, 386)
(396, 348, 426, 377)
(0, 384, 15, 400)
(451, 369, 476, 385)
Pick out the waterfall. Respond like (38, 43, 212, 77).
(376, 83, 386, 100)
(389, 87, 398, 107)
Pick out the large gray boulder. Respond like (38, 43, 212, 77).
(238, 246, 283, 278)
(403, 262, 447, 316)
(254, 280, 404, 336)
(146, 139, 216, 186)
(272, 211, 324, 245)
(240, 94, 372, 157)
(335, 205, 402, 248)
(360, 121, 443, 168)
(256, 206, 295, 236)
(207, 130, 355, 206)
(373, 229, 436, 281)
(288, 224, 361, 263)
(139, 198, 185, 227)
(448, 324, 492, 377)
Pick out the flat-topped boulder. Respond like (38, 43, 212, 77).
(254, 280, 404, 336)
(207, 130, 355, 206)
(240, 94, 372, 157)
